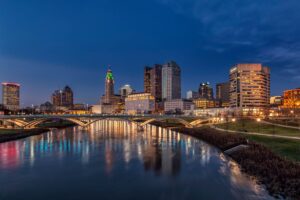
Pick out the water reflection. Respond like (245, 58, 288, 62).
(0, 120, 272, 200)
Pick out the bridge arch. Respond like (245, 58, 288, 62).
(24, 117, 136, 129)
(23, 117, 88, 129)
(0, 119, 28, 128)
(139, 118, 194, 128)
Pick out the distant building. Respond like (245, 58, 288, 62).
(144, 64, 162, 101)
(40, 101, 53, 113)
(2, 82, 20, 111)
(125, 93, 155, 114)
(270, 96, 283, 107)
(100, 68, 121, 106)
(66, 103, 90, 115)
(164, 99, 194, 113)
(119, 84, 134, 99)
(216, 82, 230, 107)
(91, 105, 101, 114)
(51, 85, 74, 108)
(282, 88, 300, 108)
(198, 82, 213, 100)
(229, 64, 270, 108)
(186, 90, 199, 100)
(193, 98, 217, 109)
(162, 61, 181, 100)
(100, 68, 122, 113)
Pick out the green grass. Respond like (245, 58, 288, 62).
(244, 134, 300, 162)
(216, 119, 300, 137)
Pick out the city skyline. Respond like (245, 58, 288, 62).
(1, 0, 300, 106)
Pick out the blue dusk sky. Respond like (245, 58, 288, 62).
(0, 0, 300, 106)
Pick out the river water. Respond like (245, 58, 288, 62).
(0, 120, 273, 200)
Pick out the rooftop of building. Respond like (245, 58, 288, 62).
(1, 82, 20, 87)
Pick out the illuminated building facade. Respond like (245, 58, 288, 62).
(162, 61, 181, 100)
(100, 68, 121, 113)
(119, 84, 134, 99)
(193, 98, 217, 109)
(282, 88, 300, 108)
(164, 99, 194, 113)
(229, 64, 270, 109)
(216, 82, 230, 107)
(2, 82, 20, 111)
(125, 93, 155, 114)
(51, 85, 74, 108)
(144, 64, 162, 102)
(270, 96, 283, 107)
(198, 82, 214, 100)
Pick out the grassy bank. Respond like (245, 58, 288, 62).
(216, 119, 300, 137)
(244, 134, 300, 162)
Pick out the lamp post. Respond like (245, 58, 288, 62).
(256, 118, 261, 133)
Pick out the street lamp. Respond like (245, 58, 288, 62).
(256, 118, 261, 132)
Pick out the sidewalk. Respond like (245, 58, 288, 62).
(211, 126, 300, 141)
(261, 120, 300, 130)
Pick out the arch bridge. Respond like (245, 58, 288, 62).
(0, 114, 213, 129)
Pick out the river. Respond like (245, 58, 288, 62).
(0, 120, 273, 200)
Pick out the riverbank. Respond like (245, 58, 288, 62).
(150, 121, 300, 199)
(0, 128, 49, 143)
(0, 121, 76, 143)
(176, 127, 300, 199)
(178, 127, 300, 199)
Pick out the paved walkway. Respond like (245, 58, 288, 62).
(211, 126, 300, 141)
(261, 120, 300, 130)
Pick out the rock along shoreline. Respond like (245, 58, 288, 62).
(150, 122, 300, 199)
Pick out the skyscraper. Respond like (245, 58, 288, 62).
(100, 68, 121, 112)
(162, 61, 181, 100)
(229, 64, 270, 108)
(51, 86, 74, 108)
(62, 86, 73, 107)
(143, 64, 162, 101)
(216, 82, 230, 107)
(103, 69, 115, 104)
(2, 82, 20, 111)
(198, 82, 214, 100)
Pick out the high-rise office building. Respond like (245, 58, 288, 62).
(144, 64, 162, 101)
(216, 82, 230, 107)
(162, 61, 181, 100)
(198, 82, 213, 100)
(51, 86, 73, 108)
(100, 68, 121, 113)
(2, 82, 20, 111)
(103, 69, 115, 104)
(62, 86, 73, 107)
(229, 64, 270, 108)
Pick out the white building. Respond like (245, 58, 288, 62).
(125, 93, 155, 115)
(119, 84, 134, 99)
(164, 99, 194, 113)
(186, 90, 199, 99)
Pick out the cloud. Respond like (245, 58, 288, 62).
(157, 0, 300, 47)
